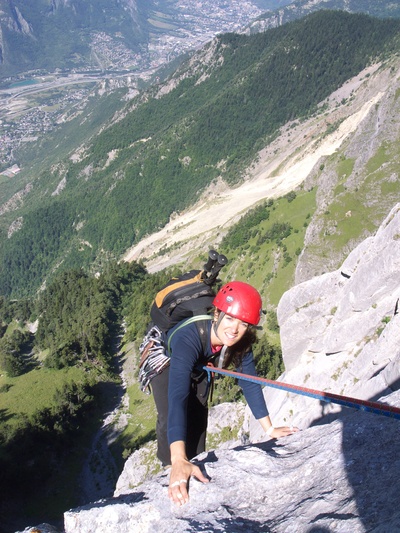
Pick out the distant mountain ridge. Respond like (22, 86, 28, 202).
(246, 0, 400, 34)
(2, 0, 399, 80)
(0, 0, 150, 77)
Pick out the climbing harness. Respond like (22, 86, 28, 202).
(204, 364, 400, 421)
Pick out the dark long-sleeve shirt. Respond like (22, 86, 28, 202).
(167, 319, 269, 445)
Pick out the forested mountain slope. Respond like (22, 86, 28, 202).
(124, 57, 400, 282)
(1, 10, 399, 297)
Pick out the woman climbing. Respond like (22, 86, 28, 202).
(150, 280, 297, 506)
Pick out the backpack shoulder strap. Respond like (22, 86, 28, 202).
(167, 315, 212, 353)
(195, 317, 211, 355)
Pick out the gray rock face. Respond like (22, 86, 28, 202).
(250, 203, 400, 440)
(114, 402, 246, 496)
(63, 391, 400, 533)
(62, 203, 400, 532)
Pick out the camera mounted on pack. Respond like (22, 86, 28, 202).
(203, 249, 228, 285)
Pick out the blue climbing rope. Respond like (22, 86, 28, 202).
(204, 364, 400, 421)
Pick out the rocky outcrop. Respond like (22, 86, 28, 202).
(59, 202, 400, 532)
(252, 202, 400, 437)
(281, 201, 400, 370)
(114, 402, 246, 498)
(62, 391, 400, 533)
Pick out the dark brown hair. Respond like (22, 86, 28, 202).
(212, 308, 257, 368)
(223, 326, 257, 369)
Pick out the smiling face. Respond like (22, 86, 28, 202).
(211, 311, 249, 348)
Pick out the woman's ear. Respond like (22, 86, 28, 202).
(213, 308, 220, 321)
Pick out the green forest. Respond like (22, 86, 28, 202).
(0, 261, 146, 527)
(1, 11, 399, 297)
(0, 253, 285, 529)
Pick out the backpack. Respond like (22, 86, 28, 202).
(138, 250, 228, 394)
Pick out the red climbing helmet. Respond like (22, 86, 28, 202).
(213, 281, 262, 325)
